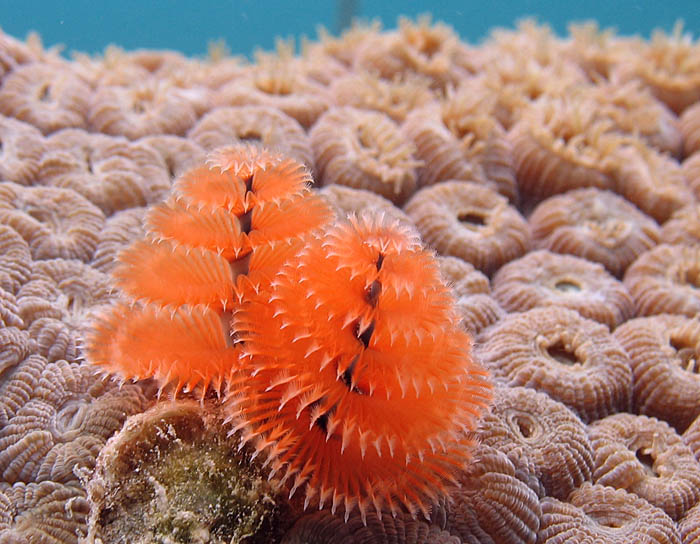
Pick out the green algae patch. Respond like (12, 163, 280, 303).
(83, 400, 293, 544)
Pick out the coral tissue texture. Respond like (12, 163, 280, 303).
(1, 14, 700, 543)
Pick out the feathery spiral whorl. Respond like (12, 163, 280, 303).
(226, 214, 492, 521)
(86, 144, 332, 394)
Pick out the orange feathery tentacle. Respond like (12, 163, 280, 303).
(234, 239, 303, 302)
(175, 165, 250, 215)
(248, 194, 334, 248)
(226, 213, 492, 521)
(113, 239, 236, 309)
(200, 146, 315, 212)
(86, 143, 332, 397)
(248, 158, 314, 205)
(87, 302, 235, 394)
(206, 144, 283, 178)
(146, 197, 250, 260)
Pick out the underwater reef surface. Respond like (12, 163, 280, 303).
(0, 15, 699, 544)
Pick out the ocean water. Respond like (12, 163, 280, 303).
(3, 0, 700, 57)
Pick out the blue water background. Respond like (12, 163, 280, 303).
(2, 1, 699, 57)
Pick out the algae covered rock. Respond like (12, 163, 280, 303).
(83, 399, 294, 543)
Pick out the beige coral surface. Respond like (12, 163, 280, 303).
(0, 16, 699, 543)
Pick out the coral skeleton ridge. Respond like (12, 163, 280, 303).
(85, 143, 492, 523)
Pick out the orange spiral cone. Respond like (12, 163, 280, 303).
(86, 144, 333, 394)
(226, 214, 492, 521)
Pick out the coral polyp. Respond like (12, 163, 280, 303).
(226, 214, 492, 521)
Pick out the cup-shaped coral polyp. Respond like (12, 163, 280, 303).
(226, 214, 492, 522)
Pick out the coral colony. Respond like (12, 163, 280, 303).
(4, 15, 700, 543)
(86, 144, 493, 522)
